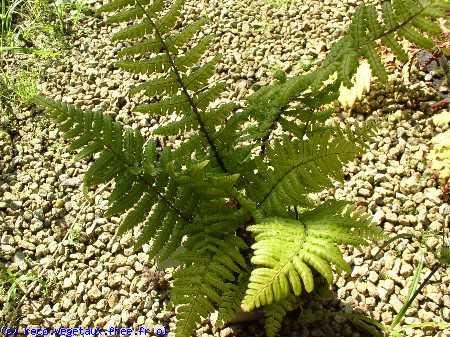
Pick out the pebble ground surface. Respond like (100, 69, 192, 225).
(0, 0, 449, 336)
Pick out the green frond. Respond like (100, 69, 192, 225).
(242, 200, 382, 311)
(216, 273, 249, 328)
(118, 18, 208, 57)
(421, 6, 447, 17)
(398, 24, 434, 49)
(134, 94, 191, 116)
(264, 295, 297, 337)
(175, 35, 215, 70)
(116, 192, 156, 235)
(194, 83, 226, 110)
(172, 235, 247, 337)
(153, 115, 196, 136)
(118, 37, 163, 58)
(362, 42, 388, 83)
(169, 17, 208, 49)
(134, 202, 168, 250)
(33, 97, 198, 270)
(411, 16, 442, 35)
(106, 0, 164, 24)
(110, 0, 185, 41)
(96, 0, 151, 14)
(116, 54, 171, 75)
(148, 212, 178, 260)
(341, 51, 359, 87)
(83, 151, 121, 188)
(106, 181, 147, 217)
(365, 5, 383, 39)
(185, 56, 221, 92)
(157, 0, 185, 34)
(381, 34, 408, 63)
(130, 73, 178, 96)
(112, 21, 153, 42)
(248, 123, 374, 216)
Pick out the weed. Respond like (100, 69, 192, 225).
(54, 0, 88, 35)
(66, 225, 81, 246)
(0, 0, 27, 46)
(0, 263, 41, 318)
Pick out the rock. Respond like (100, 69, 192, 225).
(383, 279, 395, 292)
(60, 177, 81, 188)
(399, 263, 413, 277)
(13, 251, 28, 271)
(87, 286, 102, 300)
(418, 309, 434, 321)
(367, 271, 379, 283)
(424, 187, 442, 204)
(351, 264, 369, 277)
(381, 311, 393, 324)
(63, 277, 74, 289)
(41, 304, 52, 316)
(35, 244, 48, 257)
(54, 199, 65, 208)
(373, 210, 385, 223)
(220, 327, 234, 337)
(439, 204, 450, 215)
(390, 294, 404, 314)
(378, 287, 390, 302)
(107, 293, 119, 308)
(400, 175, 420, 194)
(358, 188, 372, 197)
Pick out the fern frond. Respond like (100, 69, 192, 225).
(134, 94, 191, 116)
(175, 35, 215, 71)
(240, 0, 447, 145)
(264, 295, 297, 337)
(172, 235, 247, 337)
(153, 115, 196, 136)
(362, 42, 388, 83)
(242, 200, 382, 311)
(110, 0, 185, 41)
(105, 0, 164, 24)
(117, 54, 171, 75)
(96, 0, 150, 13)
(118, 18, 208, 57)
(185, 56, 221, 91)
(248, 123, 375, 216)
(32, 97, 199, 265)
(130, 73, 178, 96)
(215, 273, 249, 328)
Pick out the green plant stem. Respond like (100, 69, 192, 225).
(390, 263, 441, 329)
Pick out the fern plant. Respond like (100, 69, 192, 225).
(33, 0, 449, 336)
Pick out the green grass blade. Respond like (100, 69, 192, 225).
(391, 253, 424, 329)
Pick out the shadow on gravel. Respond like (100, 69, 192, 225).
(223, 296, 382, 337)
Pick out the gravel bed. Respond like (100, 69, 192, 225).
(0, 0, 449, 336)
